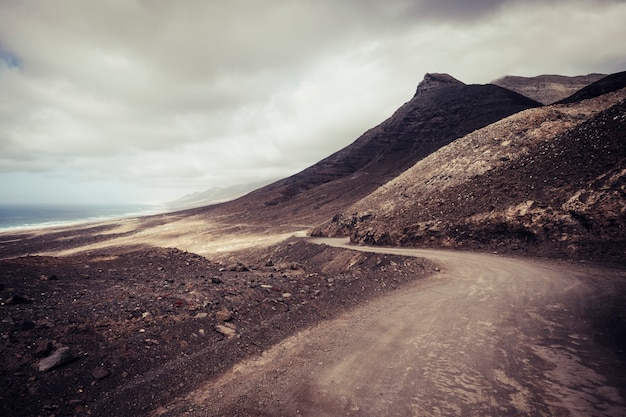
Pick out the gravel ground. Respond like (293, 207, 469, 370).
(0, 237, 435, 417)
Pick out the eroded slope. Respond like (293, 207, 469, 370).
(191, 73, 541, 225)
(317, 88, 626, 262)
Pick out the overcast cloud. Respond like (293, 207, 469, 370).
(1, 0, 625, 205)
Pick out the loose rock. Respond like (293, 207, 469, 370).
(215, 307, 232, 322)
(6, 294, 33, 304)
(38, 347, 75, 372)
(91, 367, 110, 380)
(215, 324, 236, 338)
(33, 340, 54, 358)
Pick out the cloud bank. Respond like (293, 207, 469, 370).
(0, 0, 625, 204)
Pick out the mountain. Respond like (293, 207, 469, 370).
(492, 73, 606, 104)
(197, 73, 542, 225)
(556, 70, 626, 104)
(315, 73, 626, 262)
(3, 71, 621, 263)
(167, 179, 277, 210)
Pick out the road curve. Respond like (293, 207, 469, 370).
(156, 238, 626, 417)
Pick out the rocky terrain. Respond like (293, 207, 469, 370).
(492, 73, 606, 104)
(316, 71, 626, 264)
(0, 238, 435, 416)
(1, 70, 625, 416)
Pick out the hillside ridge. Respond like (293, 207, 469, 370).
(492, 73, 606, 104)
(195, 73, 541, 225)
(314, 75, 626, 262)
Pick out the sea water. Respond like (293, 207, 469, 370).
(0, 203, 158, 231)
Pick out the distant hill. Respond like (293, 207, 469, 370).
(196, 73, 541, 225)
(556, 70, 626, 104)
(315, 73, 626, 262)
(492, 73, 606, 104)
(167, 179, 277, 210)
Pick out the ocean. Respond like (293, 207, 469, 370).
(0, 203, 159, 231)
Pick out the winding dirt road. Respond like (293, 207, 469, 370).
(156, 238, 626, 416)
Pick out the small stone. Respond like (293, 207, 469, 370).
(281, 293, 292, 299)
(38, 347, 75, 372)
(211, 276, 223, 284)
(215, 324, 236, 338)
(215, 307, 232, 322)
(91, 367, 110, 380)
(194, 312, 208, 319)
(6, 294, 32, 305)
(33, 340, 53, 358)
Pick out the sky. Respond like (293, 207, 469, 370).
(1, 0, 625, 205)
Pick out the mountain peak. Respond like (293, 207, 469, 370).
(415, 73, 464, 97)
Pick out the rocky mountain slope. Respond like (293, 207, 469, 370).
(193, 73, 542, 225)
(492, 73, 606, 104)
(315, 73, 626, 263)
(556, 70, 626, 104)
(0, 72, 605, 261)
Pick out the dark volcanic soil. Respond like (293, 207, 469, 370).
(0, 238, 435, 417)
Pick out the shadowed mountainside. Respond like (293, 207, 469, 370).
(192, 73, 541, 225)
(492, 73, 606, 105)
(315, 74, 626, 263)
(556, 70, 626, 104)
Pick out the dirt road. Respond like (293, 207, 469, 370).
(156, 238, 626, 416)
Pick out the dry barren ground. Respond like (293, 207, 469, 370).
(2, 221, 626, 416)
(155, 238, 626, 417)
(0, 227, 434, 417)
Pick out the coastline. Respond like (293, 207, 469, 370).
(0, 203, 163, 233)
